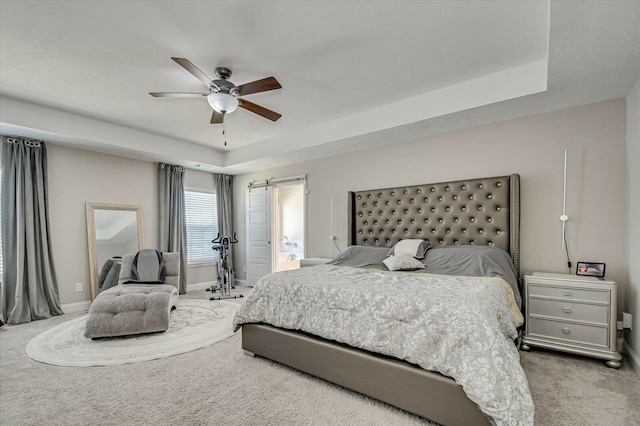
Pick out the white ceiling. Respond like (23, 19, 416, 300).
(1, 1, 639, 174)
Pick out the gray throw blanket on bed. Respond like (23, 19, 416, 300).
(234, 265, 534, 426)
(328, 245, 522, 309)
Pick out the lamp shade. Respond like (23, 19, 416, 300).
(207, 93, 239, 113)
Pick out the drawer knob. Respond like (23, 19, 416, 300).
(563, 291, 572, 296)
(562, 307, 572, 313)
(562, 327, 571, 334)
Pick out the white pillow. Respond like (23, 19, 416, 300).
(383, 255, 426, 271)
(387, 239, 432, 259)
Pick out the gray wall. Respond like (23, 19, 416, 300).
(46, 144, 216, 304)
(233, 99, 629, 312)
(626, 76, 640, 362)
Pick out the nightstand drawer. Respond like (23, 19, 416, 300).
(528, 284, 609, 303)
(528, 317, 608, 347)
(528, 298, 609, 325)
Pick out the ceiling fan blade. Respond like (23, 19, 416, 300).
(149, 92, 208, 97)
(236, 77, 282, 96)
(171, 57, 214, 88)
(238, 99, 281, 122)
(210, 110, 224, 124)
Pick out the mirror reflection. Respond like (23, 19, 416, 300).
(95, 210, 138, 268)
(86, 204, 144, 300)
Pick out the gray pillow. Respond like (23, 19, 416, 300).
(98, 259, 116, 289)
(327, 245, 390, 269)
(100, 262, 121, 292)
(383, 255, 426, 271)
(387, 239, 432, 259)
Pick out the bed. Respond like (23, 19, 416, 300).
(235, 174, 532, 426)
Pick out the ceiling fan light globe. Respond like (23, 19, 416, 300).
(207, 93, 239, 113)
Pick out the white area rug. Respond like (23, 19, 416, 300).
(26, 300, 239, 367)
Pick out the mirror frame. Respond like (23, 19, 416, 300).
(86, 203, 145, 300)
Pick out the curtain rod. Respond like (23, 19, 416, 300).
(248, 175, 306, 190)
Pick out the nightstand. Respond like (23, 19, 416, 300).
(521, 272, 622, 368)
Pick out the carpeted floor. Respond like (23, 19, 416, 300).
(520, 347, 640, 425)
(1, 288, 638, 426)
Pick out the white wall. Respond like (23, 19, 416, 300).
(234, 99, 629, 311)
(47, 144, 157, 304)
(626, 76, 640, 362)
(45, 144, 216, 304)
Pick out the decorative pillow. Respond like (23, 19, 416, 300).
(383, 255, 426, 271)
(387, 239, 432, 259)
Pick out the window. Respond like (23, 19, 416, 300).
(185, 190, 218, 264)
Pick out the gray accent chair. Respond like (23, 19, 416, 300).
(84, 252, 180, 339)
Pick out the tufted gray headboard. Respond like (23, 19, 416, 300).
(348, 174, 521, 276)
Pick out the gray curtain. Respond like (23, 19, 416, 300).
(215, 174, 235, 278)
(158, 164, 187, 294)
(1, 137, 63, 325)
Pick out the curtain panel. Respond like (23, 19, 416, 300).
(214, 174, 235, 282)
(158, 163, 187, 294)
(1, 137, 63, 324)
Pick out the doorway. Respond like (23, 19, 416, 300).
(245, 178, 306, 285)
(273, 183, 305, 272)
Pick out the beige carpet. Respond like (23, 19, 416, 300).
(1, 289, 638, 426)
(520, 347, 640, 425)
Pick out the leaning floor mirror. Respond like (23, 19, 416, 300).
(86, 203, 145, 300)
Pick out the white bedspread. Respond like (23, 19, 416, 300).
(234, 265, 534, 425)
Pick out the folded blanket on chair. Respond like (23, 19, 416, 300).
(123, 249, 166, 284)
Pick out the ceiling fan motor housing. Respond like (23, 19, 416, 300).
(212, 78, 238, 95)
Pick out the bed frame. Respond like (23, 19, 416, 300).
(242, 174, 521, 426)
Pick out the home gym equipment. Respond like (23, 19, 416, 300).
(207, 232, 243, 300)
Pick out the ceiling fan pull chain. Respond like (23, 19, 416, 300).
(222, 112, 227, 146)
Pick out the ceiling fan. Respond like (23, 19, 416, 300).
(150, 57, 282, 125)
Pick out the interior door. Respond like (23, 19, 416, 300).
(246, 187, 273, 286)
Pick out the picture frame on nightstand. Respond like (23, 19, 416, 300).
(575, 261, 606, 278)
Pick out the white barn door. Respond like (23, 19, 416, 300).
(246, 187, 273, 286)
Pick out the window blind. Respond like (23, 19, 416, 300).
(185, 190, 218, 264)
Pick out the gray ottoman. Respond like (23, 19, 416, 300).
(84, 284, 179, 339)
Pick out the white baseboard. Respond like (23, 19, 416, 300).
(63, 282, 228, 302)
(624, 341, 640, 378)
(186, 281, 215, 292)
(61, 280, 238, 310)
(187, 279, 249, 292)
(61, 300, 91, 313)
